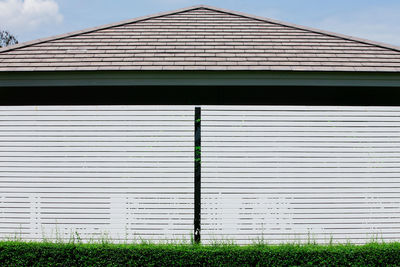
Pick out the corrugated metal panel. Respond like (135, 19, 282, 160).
(0, 106, 194, 242)
(202, 105, 400, 244)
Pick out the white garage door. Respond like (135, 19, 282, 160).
(202, 105, 400, 244)
(0, 106, 194, 242)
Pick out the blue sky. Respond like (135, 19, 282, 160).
(1, 0, 400, 46)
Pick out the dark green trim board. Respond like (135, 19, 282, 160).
(1, 70, 400, 87)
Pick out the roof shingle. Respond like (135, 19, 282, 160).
(1, 5, 400, 72)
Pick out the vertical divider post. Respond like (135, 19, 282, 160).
(194, 107, 201, 243)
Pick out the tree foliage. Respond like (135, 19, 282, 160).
(0, 30, 18, 48)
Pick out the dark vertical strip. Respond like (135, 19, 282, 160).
(194, 107, 201, 243)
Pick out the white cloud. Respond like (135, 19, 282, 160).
(314, 6, 400, 46)
(0, 0, 63, 34)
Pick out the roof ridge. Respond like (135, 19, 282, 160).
(198, 5, 400, 53)
(0, 5, 206, 53)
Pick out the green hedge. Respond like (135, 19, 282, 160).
(1, 241, 400, 266)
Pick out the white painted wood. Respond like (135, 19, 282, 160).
(201, 105, 400, 244)
(0, 121, 192, 126)
(202, 105, 400, 111)
(3, 104, 400, 245)
(0, 106, 194, 242)
(203, 115, 400, 122)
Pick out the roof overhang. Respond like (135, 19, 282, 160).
(0, 71, 400, 88)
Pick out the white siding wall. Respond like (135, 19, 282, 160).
(1, 105, 400, 244)
(202, 105, 400, 244)
(0, 106, 194, 242)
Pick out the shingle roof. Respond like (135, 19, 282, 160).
(1, 5, 400, 72)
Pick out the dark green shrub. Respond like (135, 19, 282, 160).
(0, 241, 400, 266)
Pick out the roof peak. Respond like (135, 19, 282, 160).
(1, 4, 400, 54)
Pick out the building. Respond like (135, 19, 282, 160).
(1, 5, 400, 244)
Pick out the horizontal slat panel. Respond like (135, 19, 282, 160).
(39, 204, 193, 209)
(204, 170, 400, 174)
(0, 182, 194, 188)
(0, 136, 193, 141)
(201, 217, 400, 224)
(202, 105, 400, 244)
(4, 178, 400, 183)
(0, 111, 192, 116)
(200, 183, 400, 188)
(0, 157, 193, 162)
(202, 229, 400, 235)
(204, 121, 400, 126)
(0, 188, 193, 193)
(203, 207, 400, 212)
(202, 192, 400, 198)
(0, 105, 194, 243)
(0, 131, 193, 136)
(0, 151, 194, 156)
(203, 162, 400, 167)
(202, 177, 400, 183)
(203, 111, 400, 116)
(0, 105, 193, 110)
(0, 121, 192, 126)
(0, 162, 193, 168)
(0, 116, 192, 121)
(205, 207, 400, 212)
(203, 131, 400, 137)
(202, 105, 400, 111)
(204, 126, 400, 132)
(203, 147, 400, 152)
(0, 173, 192, 178)
(0, 126, 193, 131)
(202, 157, 400, 162)
(204, 172, 400, 178)
(203, 115, 400, 122)
(0, 167, 193, 172)
(202, 188, 400, 193)
(203, 136, 400, 142)
(0, 178, 193, 183)
(4, 104, 400, 244)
